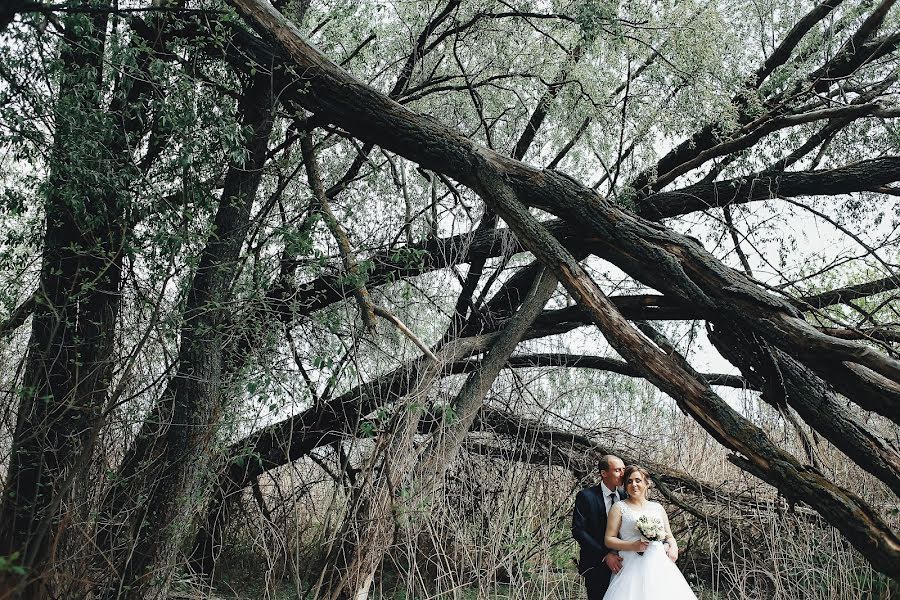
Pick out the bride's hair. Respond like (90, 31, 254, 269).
(623, 465, 652, 488)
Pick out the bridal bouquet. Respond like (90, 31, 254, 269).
(635, 515, 665, 542)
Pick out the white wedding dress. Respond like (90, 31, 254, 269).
(603, 501, 698, 600)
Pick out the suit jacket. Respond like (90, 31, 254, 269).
(571, 484, 625, 577)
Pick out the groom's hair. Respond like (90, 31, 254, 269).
(598, 454, 620, 472)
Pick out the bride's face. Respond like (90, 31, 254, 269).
(625, 472, 648, 498)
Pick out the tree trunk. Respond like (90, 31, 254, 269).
(0, 8, 123, 597)
(1, 6, 187, 595)
(224, 0, 900, 575)
(315, 268, 558, 600)
(708, 324, 900, 495)
(96, 71, 276, 599)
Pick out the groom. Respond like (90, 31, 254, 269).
(572, 454, 626, 600)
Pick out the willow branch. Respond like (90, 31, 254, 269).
(0, 293, 36, 341)
(300, 132, 378, 331)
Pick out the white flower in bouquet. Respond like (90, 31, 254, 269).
(635, 515, 665, 542)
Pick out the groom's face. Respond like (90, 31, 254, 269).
(601, 457, 625, 489)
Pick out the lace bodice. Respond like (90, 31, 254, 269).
(616, 501, 665, 542)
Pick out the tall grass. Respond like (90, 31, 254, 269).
(207, 435, 898, 600)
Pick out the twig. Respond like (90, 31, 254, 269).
(372, 305, 439, 362)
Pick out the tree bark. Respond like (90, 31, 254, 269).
(0, 9, 123, 597)
(637, 158, 900, 220)
(97, 71, 276, 600)
(300, 133, 378, 330)
(227, 0, 900, 394)
(1, 6, 188, 595)
(316, 268, 558, 600)
(0, 293, 35, 342)
(708, 323, 900, 496)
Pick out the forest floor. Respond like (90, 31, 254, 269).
(169, 572, 720, 600)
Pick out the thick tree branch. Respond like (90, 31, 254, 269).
(648, 104, 896, 192)
(632, 12, 900, 194)
(820, 326, 900, 344)
(798, 275, 900, 309)
(412, 268, 559, 493)
(485, 353, 749, 388)
(707, 323, 900, 496)
(752, 0, 844, 88)
(0, 294, 36, 341)
(638, 157, 900, 220)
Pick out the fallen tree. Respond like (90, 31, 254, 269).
(226, 0, 900, 585)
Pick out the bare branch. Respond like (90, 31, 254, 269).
(0, 293, 36, 341)
(300, 132, 378, 331)
(638, 157, 900, 220)
(372, 305, 438, 362)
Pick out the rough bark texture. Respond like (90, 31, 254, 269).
(0, 8, 123, 596)
(637, 158, 900, 220)
(96, 71, 276, 600)
(708, 323, 900, 496)
(0, 7, 185, 596)
(226, 0, 900, 396)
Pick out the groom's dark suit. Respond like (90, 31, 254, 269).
(572, 484, 625, 600)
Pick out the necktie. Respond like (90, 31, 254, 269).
(609, 492, 618, 510)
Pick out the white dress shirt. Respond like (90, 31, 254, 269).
(600, 482, 620, 514)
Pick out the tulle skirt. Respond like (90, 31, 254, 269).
(603, 541, 698, 600)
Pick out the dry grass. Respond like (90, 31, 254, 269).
(204, 430, 899, 600)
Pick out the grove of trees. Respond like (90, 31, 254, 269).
(0, 0, 898, 598)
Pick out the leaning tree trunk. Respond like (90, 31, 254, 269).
(316, 268, 559, 600)
(708, 323, 900, 496)
(409, 265, 559, 493)
(96, 71, 276, 600)
(313, 350, 453, 600)
(187, 240, 890, 576)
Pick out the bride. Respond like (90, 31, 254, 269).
(602, 465, 698, 600)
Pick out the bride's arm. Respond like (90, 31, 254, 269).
(659, 504, 679, 560)
(604, 505, 649, 552)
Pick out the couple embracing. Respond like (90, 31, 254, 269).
(572, 455, 697, 600)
